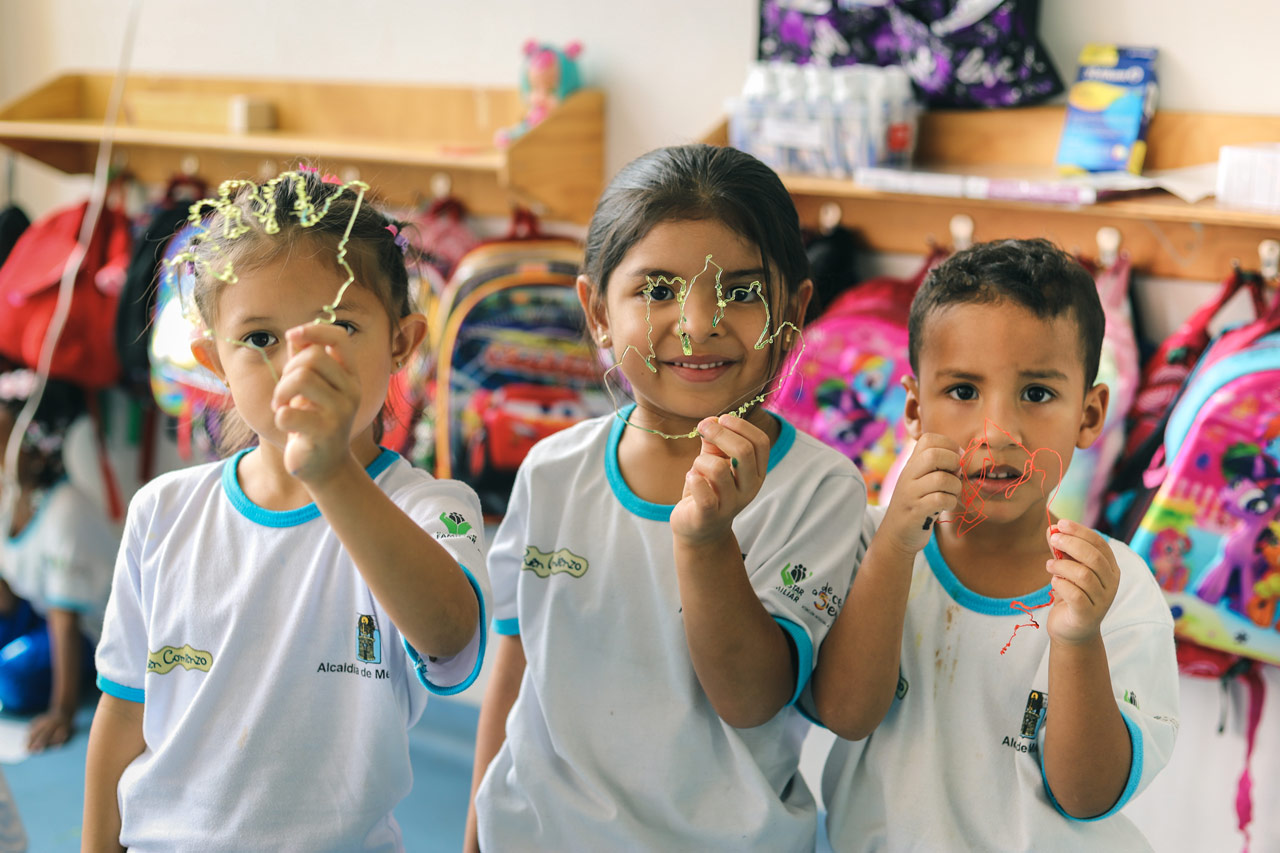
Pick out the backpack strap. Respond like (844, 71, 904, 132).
(1235, 662, 1265, 853)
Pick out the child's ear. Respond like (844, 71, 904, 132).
(576, 274, 609, 345)
(391, 312, 428, 367)
(902, 374, 923, 441)
(791, 278, 814, 330)
(190, 336, 225, 382)
(1077, 382, 1110, 449)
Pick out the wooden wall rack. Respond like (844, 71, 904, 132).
(707, 106, 1280, 280)
(0, 72, 605, 223)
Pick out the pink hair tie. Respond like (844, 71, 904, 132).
(385, 224, 410, 256)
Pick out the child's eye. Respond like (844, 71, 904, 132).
(242, 331, 278, 349)
(725, 284, 761, 303)
(946, 384, 977, 401)
(646, 284, 676, 302)
(1023, 386, 1055, 403)
(334, 320, 357, 336)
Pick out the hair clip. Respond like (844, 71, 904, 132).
(385, 223, 410, 256)
(296, 163, 342, 185)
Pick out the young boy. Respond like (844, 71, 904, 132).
(812, 238, 1178, 851)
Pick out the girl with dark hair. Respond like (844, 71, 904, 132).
(469, 144, 867, 851)
(0, 372, 115, 752)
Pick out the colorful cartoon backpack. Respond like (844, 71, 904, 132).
(1050, 251, 1140, 525)
(1128, 294, 1280, 665)
(1101, 266, 1270, 538)
(424, 227, 609, 516)
(771, 252, 941, 503)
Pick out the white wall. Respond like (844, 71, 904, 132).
(4, 4, 1280, 848)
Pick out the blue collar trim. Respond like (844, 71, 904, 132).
(923, 535, 1053, 615)
(605, 404, 796, 521)
(222, 447, 398, 528)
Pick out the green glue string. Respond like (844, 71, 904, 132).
(164, 170, 371, 384)
(601, 253, 805, 441)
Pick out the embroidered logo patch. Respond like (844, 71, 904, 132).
(438, 511, 478, 544)
(356, 614, 382, 664)
(1020, 690, 1046, 739)
(523, 546, 589, 578)
(147, 644, 213, 674)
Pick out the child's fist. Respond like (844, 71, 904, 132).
(671, 414, 769, 546)
(880, 433, 962, 556)
(1045, 518, 1121, 644)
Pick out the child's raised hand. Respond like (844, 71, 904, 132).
(272, 323, 361, 483)
(671, 415, 770, 546)
(879, 433, 962, 556)
(1045, 518, 1121, 644)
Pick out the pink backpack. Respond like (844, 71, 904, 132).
(1128, 294, 1280, 665)
(1051, 253, 1140, 525)
(771, 254, 940, 504)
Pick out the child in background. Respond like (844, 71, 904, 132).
(468, 144, 867, 851)
(83, 172, 488, 852)
(813, 239, 1179, 851)
(0, 373, 117, 752)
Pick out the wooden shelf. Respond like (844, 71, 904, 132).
(0, 73, 605, 223)
(707, 106, 1280, 280)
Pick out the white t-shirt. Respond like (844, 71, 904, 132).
(95, 448, 488, 853)
(822, 506, 1179, 852)
(476, 409, 867, 852)
(0, 480, 119, 642)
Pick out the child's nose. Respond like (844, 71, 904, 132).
(677, 281, 722, 345)
(977, 410, 1023, 451)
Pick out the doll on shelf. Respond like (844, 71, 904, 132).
(495, 40, 583, 147)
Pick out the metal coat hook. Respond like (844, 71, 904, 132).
(1096, 226, 1122, 269)
(1259, 239, 1280, 282)
(950, 214, 974, 251)
(430, 171, 453, 200)
(818, 201, 842, 234)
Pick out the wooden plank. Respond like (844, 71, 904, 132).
(505, 89, 605, 222)
(916, 107, 1280, 169)
(791, 193, 1278, 281)
(0, 75, 84, 122)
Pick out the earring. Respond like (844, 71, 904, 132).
(783, 329, 795, 348)
(598, 331, 611, 346)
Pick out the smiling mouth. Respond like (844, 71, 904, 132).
(669, 360, 730, 370)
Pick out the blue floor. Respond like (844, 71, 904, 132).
(2, 697, 482, 852)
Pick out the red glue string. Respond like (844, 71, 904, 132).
(926, 419, 1066, 655)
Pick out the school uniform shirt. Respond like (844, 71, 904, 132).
(822, 506, 1179, 853)
(0, 480, 118, 642)
(95, 448, 488, 853)
(476, 408, 867, 852)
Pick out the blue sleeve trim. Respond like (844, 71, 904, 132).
(772, 616, 813, 707)
(403, 564, 488, 696)
(492, 617, 520, 636)
(46, 597, 91, 614)
(1040, 704, 1144, 821)
(97, 674, 144, 704)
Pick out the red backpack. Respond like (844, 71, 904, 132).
(0, 199, 131, 388)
